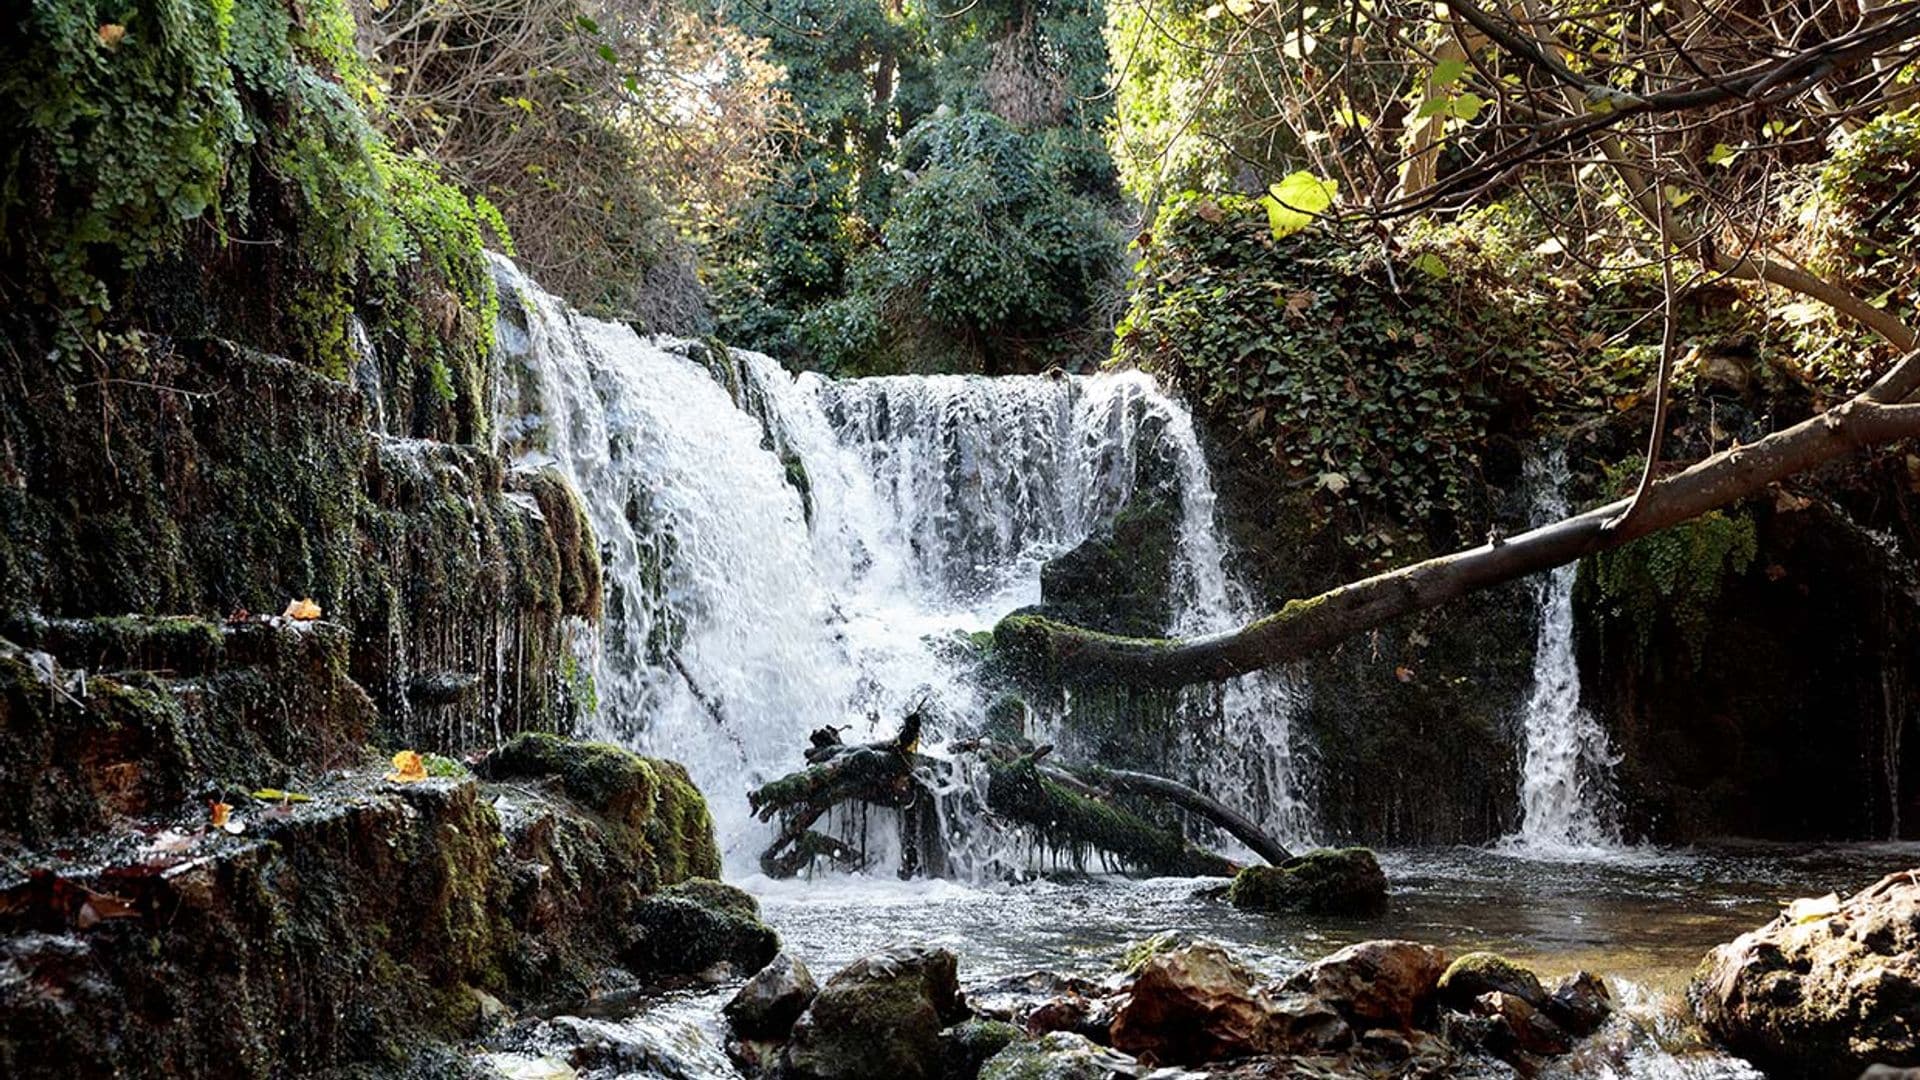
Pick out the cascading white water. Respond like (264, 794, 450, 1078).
(1510, 448, 1621, 851)
(491, 256, 1307, 871)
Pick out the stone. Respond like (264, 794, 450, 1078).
(724, 951, 817, 1038)
(1474, 990, 1571, 1057)
(1264, 993, 1353, 1055)
(942, 1019, 1022, 1080)
(623, 880, 779, 978)
(1693, 870, 1920, 1079)
(1436, 952, 1547, 1010)
(970, 970, 1107, 1024)
(1542, 970, 1612, 1036)
(783, 945, 965, 1080)
(1281, 939, 1451, 1030)
(1023, 993, 1117, 1040)
(1861, 1068, 1920, 1080)
(1226, 848, 1389, 916)
(1109, 942, 1278, 1065)
(979, 1031, 1144, 1080)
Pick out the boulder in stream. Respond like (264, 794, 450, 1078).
(782, 945, 965, 1080)
(725, 951, 818, 1038)
(1109, 941, 1311, 1064)
(623, 878, 780, 977)
(1693, 870, 1920, 1078)
(1227, 848, 1389, 916)
(1281, 939, 1451, 1031)
(979, 1031, 1144, 1080)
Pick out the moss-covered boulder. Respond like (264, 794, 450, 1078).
(1435, 952, 1547, 1011)
(1226, 848, 1388, 916)
(942, 1019, 1023, 1080)
(478, 732, 722, 891)
(979, 1031, 1143, 1080)
(726, 951, 819, 1038)
(624, 879, 779, 977)
(783, 946, 966, 1080)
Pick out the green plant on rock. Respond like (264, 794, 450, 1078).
(2, 0, 504, 435)
(1582, 508, 1759, 667)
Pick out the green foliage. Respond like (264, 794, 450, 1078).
(1789, 106, 1920, 387)
(711, 0, 1122, 374)
(2, 0, 504, 425)
(1583, 509, 1759, 666)
(1118, 195, 1572, 556)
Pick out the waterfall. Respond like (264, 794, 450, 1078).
(490, 257, 1306, 872)
(1510, 449, 1620, 851)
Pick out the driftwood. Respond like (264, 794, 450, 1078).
(748, 716, 1285, 879)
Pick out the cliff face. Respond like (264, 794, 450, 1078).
(0, 3, 749, 1074)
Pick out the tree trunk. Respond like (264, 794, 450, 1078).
(994, 356, 1920, 689)
(1082, 767, 1292, 865)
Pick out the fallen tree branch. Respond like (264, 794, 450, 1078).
(1078, 767, 1292, 865)
(994, 359, 1920, 689)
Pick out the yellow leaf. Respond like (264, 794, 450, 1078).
(1263, 172, 1338, 240)
(387, 750, 428, 783)
(210, 802, 231, 828)
(283, 597, 322, 620)
(97, 24, 125, 48)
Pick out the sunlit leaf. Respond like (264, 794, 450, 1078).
(1785, 893, 1840, 924)
(1412, 252, 1448, 279)
(1263, 172, 1338, 238)
(283, 597, 322, 620)
(386, 750, 428, 784)
(1430, 58, 1468, 88)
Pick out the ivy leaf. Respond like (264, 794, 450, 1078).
(1317, 471, 1350, 494)
(1705, 142, 1740, 167)
(1263, 172, 1338, 239)
(1431, 58, 1468, 88)
(1412, 252, 1449, 279)
(1447, 92, 1487, 121)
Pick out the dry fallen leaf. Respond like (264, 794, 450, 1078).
(97, 23, 125, 48)
(1394, 665, 1415, 683)
(210, 801, 245, 834)
(1785, 892, 1841, 924)
(387, 750, 428, 783)
(283, 597, 322, 620)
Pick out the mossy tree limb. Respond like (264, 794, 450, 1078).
(996, 360, 1920, 689)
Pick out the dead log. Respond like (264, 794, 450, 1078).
(985, 758, 1236, 877)
(1078, 767, 1291, 865)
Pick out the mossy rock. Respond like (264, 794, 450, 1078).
(479, 733, 659, 824)
(978, 1031, 1143, 1080)
(1436, 951, 1547, 1010)
(942, 1019, 1023, 1080)
(784, 946, 964, 1080)
(623, 884, 779, 977)
(1226, 847, 1388, 916)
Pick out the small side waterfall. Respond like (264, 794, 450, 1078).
(1510, 449, 1620, 851)
(489, 257, 1308, 872)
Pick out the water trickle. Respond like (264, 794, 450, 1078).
(491, 257, 1308, 871)
(1510, 448, 1621, 852)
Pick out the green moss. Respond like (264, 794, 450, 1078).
(986, 759, 1232, 876)
(1226, 847, 1388, 915)
(1582, 508, 1758, 667)
(1436, 951, 1546, 1008)
(480, 732, 658, 823)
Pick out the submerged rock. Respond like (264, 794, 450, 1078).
(1693, 870, 1920, 1078)
(979, 1031, 1143, 1080)
(1227, 848, 1389, 916)
(782, 945, 965, 1080)
(725, 951, 818, 1038)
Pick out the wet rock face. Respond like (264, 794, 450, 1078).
(1693, 870, 1920, 1079)
(782, 945, 965, 1080)
(1227, 847, 1390, 916)
(624, 881, 779, 978)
